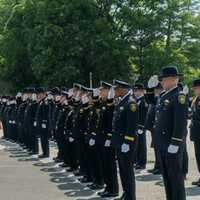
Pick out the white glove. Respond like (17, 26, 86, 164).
(167, 144, 179, 154)
(69, 137, 74, 143)
(81, 95, 89, 104)
(47, 94, 53, 100)
(33, 121, 37, 127)
(148, 75, 159, 88)
(89, 138, 95, 146)
(138, 129, 143, 135)
(68, 89, 74, 98)
(63, 99, 68, 106)
(104, 140, 111, 147)
(16, 92, 22, 98)
(121, 143, 130, 153)
(42, 123, 47, 129)
(32, 94, 37, 101)
(183, 85, 189, 95)
(107, 87, 115, 100)
(93, 88, 100, 97)
(74, 91, 81, 102)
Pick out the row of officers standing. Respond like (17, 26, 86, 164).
(1, 65, 200, 200)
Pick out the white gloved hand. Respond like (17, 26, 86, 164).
(121, 143, 130, 153)
(63, 99, 68, 106)
(68, 89, 74, 98)
(74, 91, 81, 102)
(183, 85, 189, 95)
(107, 87, 115, 100)
(47, 94, 53, 100)
(89, 138, 95, 146)
(138, 129, 143, 135)
(104, 140, 111, 147)
(148, 75, 159, 88)
(33, 121, 37, 127)
(69, 137, 74, 143)
(167, 144, 179, 154)
(42, 123, 47, 129)
(32, 94, 37, 101)
(16, 92, 22, 98)
(81, 95, 89, 104)
(93, 88, 100, 97)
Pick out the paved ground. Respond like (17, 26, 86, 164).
(0, 130, 200, 200)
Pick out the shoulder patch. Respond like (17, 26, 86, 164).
(130, 103, 137, 112)
(178, 94, 186, 105)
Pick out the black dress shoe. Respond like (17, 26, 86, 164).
(79, 177, 92, 183)
(152, 169, 161, 175)
(114, 192, 125, 200)
(192, 179, 200, 185)
(67, 168, 76, 172)
(59, 163, 68, 168)
(97, 189, 107, 196)
(148, 168, 156, 173)
(101, 192, 119, 198)
(135, 165, 146, 170)
(89, 184, 104, 190)
(74, 170, 84, 176)
(38, 154, 49, 158)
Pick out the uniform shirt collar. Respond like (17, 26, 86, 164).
(120, 90, 131, 102)
(162, 86, 178, 98)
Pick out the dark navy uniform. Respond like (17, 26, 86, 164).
(135, 95, 148, 169)
(99, 99, 119, 197)
(190, 95, 200, 184)
(154, 87, 188, 200)
(87, 100, 104, 189)
(35, 98, 52, 157)
(112, 92, 138, 200)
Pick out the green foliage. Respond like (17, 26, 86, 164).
(0, 0, 199, 93)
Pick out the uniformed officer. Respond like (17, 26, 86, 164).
(97, 81, 119, 198)
(35, 87, 52, 158)
(134, 83, 148, 169)
(55, 90, 70, 167)
(64, 83, 82, 172)
(154, 65, 188, 200)
(112, 80, 138, 200)
(145, 76, 163, 175)
(190, 78, 200, 186)
(87, 87, 104, 190)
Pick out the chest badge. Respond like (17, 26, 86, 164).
(130, 104, 137, 112)
(178, 95, 186, 105)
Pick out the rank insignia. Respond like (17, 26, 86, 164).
(130, 104, 137, 112)
(178, 95, 186, 104)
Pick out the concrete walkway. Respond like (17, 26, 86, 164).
(0, 135, 200, 200)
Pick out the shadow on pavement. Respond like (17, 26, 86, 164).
(186, 186, 200, 196)
(136, 173, 162, 182)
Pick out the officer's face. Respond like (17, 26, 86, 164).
(193, 86, 200, 96)
(37, 93, 46, 101)
(134, 89, 144, 98)
(100, 88, 109, 101)
(115, 87, 128, 97)
(161, 77, 179, 90)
